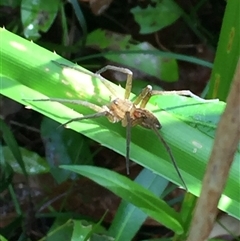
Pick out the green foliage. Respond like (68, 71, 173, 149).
(131, 0, 182, 34)
(61, 165, 184, 234)
(0, 119, 28, 177)
(21, 0, 61, 40)
(208, 0, 240, 100)
(107, 169, 169, 240)
(1, 27, 239, 240)
(0, 0, 239, 240)
(86, 29, 179, 82)
(2, 146, 49, 174)
(40, 118, 93, 183)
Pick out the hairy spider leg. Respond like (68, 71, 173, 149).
(151, 90, 219, 102)
(24, 98, 108, 126)
(125, 112, 132, 175)
(93, 66, 187, 187)
(52, 61, 120, 100)
(95, 65, 133, 100)
(95, 65, 136, 175)
(133, 85, 153, 108)
(61, 111, 109, 127)
(24, 98, 104, 112)
(93, 66, 188, 186)
(52, 62, 217, 105)
(133, 87, 217, 190)
(52, 63, 136, 174)
(126, 85, 188, 189)
(151, 125, 188, 190)
(133, 88, 219, 110)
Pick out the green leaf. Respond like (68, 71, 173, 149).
(0, 119, 28, 177)
(208, 0, 240, 100)
(72, 220, 92, 241)
(71, 213, 110, 241)
(131, 0, 182, 34)
(0, 0, 21, 7)
(0, 234, 8, 241)
(40, 117, 92, 183)
(176, 193, 197, 240)
(46, 218, 73, 241)
(0, 27, 239, 220)
(0, 146, 14, 192)
(61, 165, 184, 234)
(2, 146, 49, 174)
(21, 0, 61, 40)
(108, 168, 169, 240)
(152, 95, 225, 138)
(86, 29, 179, 82)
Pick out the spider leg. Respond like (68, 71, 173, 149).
(133, 85, 153, 108)
(24, 97, 109, 127)
(60, 111, 108, 127)
(52, 62, 134, 100)
(135, 88, 219, 109)
(52, 61, 124, 100)
(125, 111, 131, 175)
(23, 98, 104, 113)
(151, 126, 188, 190)
(133, 87, 188, 188)
(51, 61, 91, 75)
(96, 65, 133, 100)
(151, 90, 219, 102)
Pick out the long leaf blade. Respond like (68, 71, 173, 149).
(60, 165, 184, 234)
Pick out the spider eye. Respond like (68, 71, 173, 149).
(134, 110, 146, 119)
(155, 121, 162, 129)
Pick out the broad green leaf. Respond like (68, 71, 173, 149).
(72, 213, 110, 241)
(90, 234, 114, 241)
(108, 168, 169, 240)
(131, 0, 182, 34)
(0, 118, 28, 177)
(152, 95, 225, 138)
(61, 165, 184, 234)
(0, 146, 14, 192)
(2, 146, 49, 174)
(40, 117, 92, 183)
(46, 218, 73, 241)
(72, 220, 92, 241)
(0, 0, 21, 7)
(0, 234, 8, 241)
(208, 0, 240, 100)
(0, 28, 239, 220)
(176, 193, 197, 240)
(21, 0, 61, 40)
(86, 29, 179, 82)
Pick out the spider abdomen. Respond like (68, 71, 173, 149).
(133, 108, 162, 130)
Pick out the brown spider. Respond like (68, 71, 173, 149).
(26, 63, 217, 190)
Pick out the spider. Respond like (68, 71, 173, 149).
(26, 63, 217, 190)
